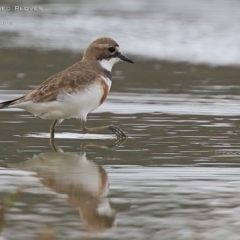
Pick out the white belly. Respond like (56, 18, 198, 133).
(13, 79, 112, 121)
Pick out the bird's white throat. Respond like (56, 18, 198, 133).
(99, 57, 120, 72)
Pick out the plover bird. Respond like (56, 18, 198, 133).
(0, 37, 133, 141)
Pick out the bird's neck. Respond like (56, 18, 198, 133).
(98, 58, 119, 72)
(82, 58, 112, 79)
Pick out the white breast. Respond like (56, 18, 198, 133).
(101, 75, 112, 89)
(12, 77, 112, 121)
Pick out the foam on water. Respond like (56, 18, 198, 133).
(0, 0, 240, 65)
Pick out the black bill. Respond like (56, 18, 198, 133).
(118, 53, 134, 63)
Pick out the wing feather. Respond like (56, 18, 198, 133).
(21, 70, 96, 103)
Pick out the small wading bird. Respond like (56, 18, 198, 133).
(0, 37, 133, 143)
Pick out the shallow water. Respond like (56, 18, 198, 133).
(1, 49, 240, 239)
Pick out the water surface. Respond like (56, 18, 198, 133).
(0, 48, 240, 239)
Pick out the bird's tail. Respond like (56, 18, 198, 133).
(0, 97, 24, 109)
(0, 99, 16, 109)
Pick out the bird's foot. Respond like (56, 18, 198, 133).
(109, 125, 127, 139)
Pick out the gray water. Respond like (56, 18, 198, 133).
(0, 49, 240, 239)
(1, 1, 240, 240)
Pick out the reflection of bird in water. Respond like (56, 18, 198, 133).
(12, 139, 129, 232)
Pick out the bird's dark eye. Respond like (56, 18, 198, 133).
(108, 47, 115, 53)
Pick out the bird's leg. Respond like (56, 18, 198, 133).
(50, 120, 58, 150)
(80, 120, 127, 139)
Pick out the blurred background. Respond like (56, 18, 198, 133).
(1, 0, 240, 65)
(1, 1, 240, 240)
